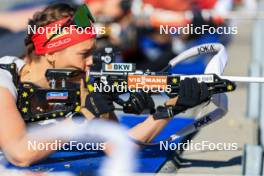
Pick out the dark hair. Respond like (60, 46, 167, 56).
(25, 3, 76, 60)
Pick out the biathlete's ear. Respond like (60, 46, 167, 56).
(45, 53, 57, 68)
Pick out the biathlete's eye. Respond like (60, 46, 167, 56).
(80, 48, 94, 59)
(81, 44, 97, 58)
(81, 51, 92, 59)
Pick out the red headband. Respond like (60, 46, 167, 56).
(32, 17, 97, 55)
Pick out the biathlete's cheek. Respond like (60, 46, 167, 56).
(72, 58, 87, 71)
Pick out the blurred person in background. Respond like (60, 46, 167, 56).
(115, 0, 234, 71)
(82, 0, 234, 71)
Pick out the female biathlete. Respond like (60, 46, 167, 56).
(0, 3, 210, 167)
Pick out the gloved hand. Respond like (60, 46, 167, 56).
(153, 78, 211, 120)
(85, 92, 115, 117)
(123, 91, 155, 114)
(172, 78, 211, 114)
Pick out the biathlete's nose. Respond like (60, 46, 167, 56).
(85, 56, 93, 69)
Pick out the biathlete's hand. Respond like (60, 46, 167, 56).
(80, 80, 115, 119)
(123, 91, 155, 114)
(85, 92, 115, 118)
(165, 78, 211, 115)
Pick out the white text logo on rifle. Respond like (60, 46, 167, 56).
(180, 75, 214, 83)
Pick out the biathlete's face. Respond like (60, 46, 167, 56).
(52, 39, 96, 72)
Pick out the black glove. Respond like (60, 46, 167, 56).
(85, 92, 115, 117)
(153, 78, 211, 120)
(173, 78, 211, 114)
(123, 91, 155, 114)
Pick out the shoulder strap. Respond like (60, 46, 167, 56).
(0, 63, 19, 87)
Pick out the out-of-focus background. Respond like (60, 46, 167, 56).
(0, 0, 263, 175)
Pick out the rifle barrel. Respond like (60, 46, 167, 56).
(220, 76, 264, 83)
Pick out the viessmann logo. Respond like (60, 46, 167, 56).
(94, 75, 172, 93)
(128, 75, 168, 89)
